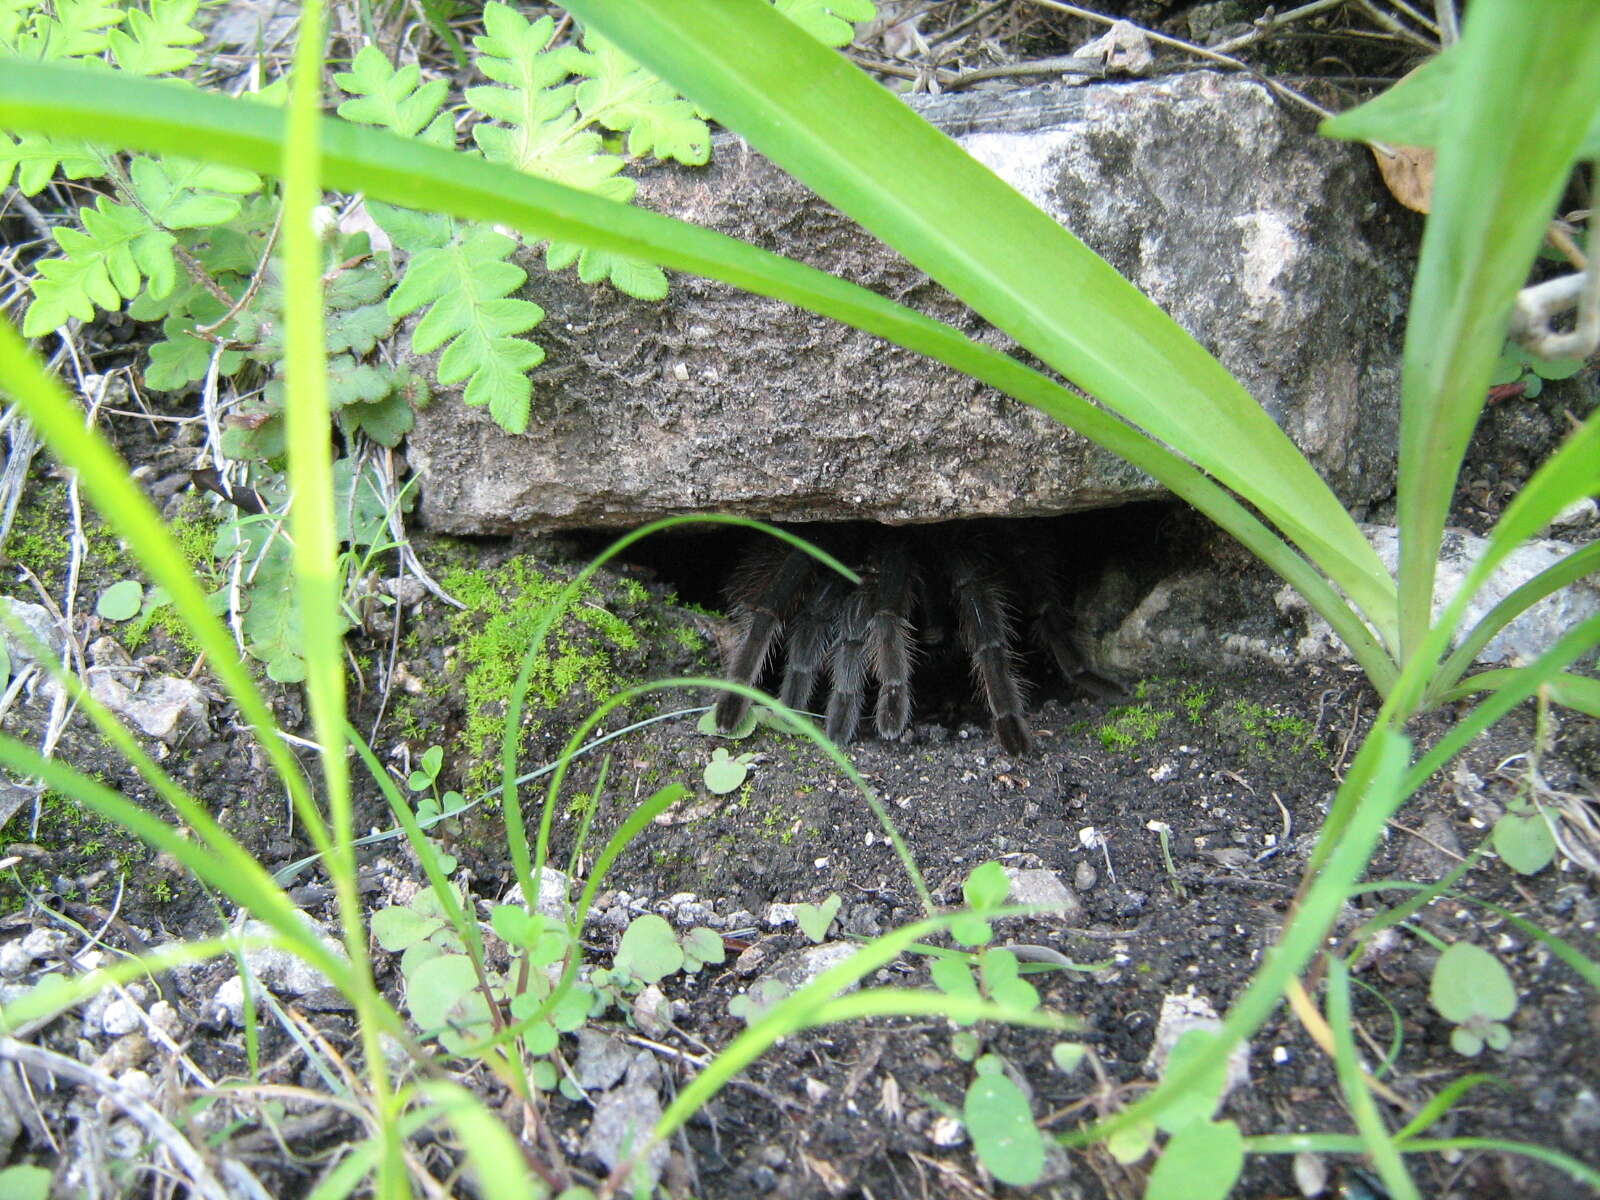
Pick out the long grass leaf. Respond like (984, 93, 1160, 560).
(0, 322, 335, 859)
(1404, 613, 1600, 791)
(1325, 958, 1420, 1200)
(1388, 1, 1600, 658)
(0, 735, 356, 990)
(1061, 727, 1413, 1144)
(1426, 539, 1600, 705)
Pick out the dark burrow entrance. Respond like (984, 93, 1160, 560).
(584, 501, 1204, 748)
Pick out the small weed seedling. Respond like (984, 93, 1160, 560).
(701, 746, 755, 795)
(1429, 941, 1518, 1057)
(793, 893, 841, 943)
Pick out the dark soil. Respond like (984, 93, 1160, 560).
(3, 507, 1597, 1196)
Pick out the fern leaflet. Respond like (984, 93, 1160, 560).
(333, 45, 451, 141)
(23, 196, 175, 335)
(337, 46, 545, 435)
(773, 0, 879, 47)
(466, 3, 667, 299)
(388, 226, 545, 434)
(563, 32, 710, 166)
(0, 131, 100, 194)
(109, 0, 203, 75)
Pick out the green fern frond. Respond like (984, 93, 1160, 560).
(564, 32, 710, 165)
(35, 0, 125, 59)
(388, 225, 546, 434)
(467, 3, 630, 198)
(127, 154, 261, 227)
(334, 44, 451, 141)
(772, 0, 878, 47)
(544, 241, 668, 301)
(0, 130, 100, 194)
(335, 47, 545, 431)
(23, 195, 175, 335)
(109, 0, 203, 76)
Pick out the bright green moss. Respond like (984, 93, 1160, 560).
(1097, 703, 1173, 753)
(442, 557, 643, 791)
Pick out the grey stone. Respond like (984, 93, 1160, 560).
(574, 1028, 632, 1091)
(0, 597, 65, 664)
(1143, 990, 1250, 1102)
(1097, 524, 1599, 674)
(1004, 867, 1081, 918)
(582, 1053, 668, 1183)
(408, 73, 1410, 534)
(503, 867, 573, 924)
(766, 940, 861, 993)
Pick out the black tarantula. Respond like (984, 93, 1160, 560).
(713, 520, 1118, 754)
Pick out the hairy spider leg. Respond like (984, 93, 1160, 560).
(779, 572, 846, 717)
(825, 578, 875, 745)
(715, 545, 816, 732)
(951, 543, 1032, 755)
(1000, 528, 1125, 701)
(868, 536, 918, 740)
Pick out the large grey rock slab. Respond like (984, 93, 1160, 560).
(408, 72, 1414, 534)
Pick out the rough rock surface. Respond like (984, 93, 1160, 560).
(1093, 523, 1600, 676)
(408, 72, 1416, 534)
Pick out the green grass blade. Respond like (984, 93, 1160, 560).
(1325, 957, 1420, 1200)
(1435, 669, 1600, 713)
(812, 989, 1077, 1031)
(1393, 1074, 1504, 1142)
(1385, 1, 1600, 658)
(282, 11, 402, 1193)
(1349, 883, 1600, 990)
(1246, 1133, 1600, 1187)
(560, 0, 1396, 642)
(415, 1082, 546, 1200)
(0, 320, 335, 860)
(652, 916, 945, 1141)
(347, 724, 484, 966)
(0, 734, 356, 992)
(1404, 613, 1600, 792)
(282, 3, 348, 879)
(0, 60, 1391, 684)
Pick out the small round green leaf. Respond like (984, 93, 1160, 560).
(703, 747, 750, 794)
(1145, 1120, 1245, 1200)
(96, 580, 144, 621)
(795, 894, 841, 943)
(1492, 808, 1556, 876)
(614, 913, 684, 983)
(1430, 942, 1517, 1023)
(963, 1073, 1043, 1186)
(1052, 1042, 1086, 1073)
(0, 1164, 53, 1200)
(1155, 1029, 1232, 1134)
(1106, 1118, 1155, 1164)
(962, 860, 1011, 911)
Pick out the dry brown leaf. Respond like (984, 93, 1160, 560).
(1372, 143, 1436, 213)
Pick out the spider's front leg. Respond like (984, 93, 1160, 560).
(868, 537, 917, 741)
(821, 533, 918, 745)
(950, 542, 1032, 756)
(1001, 529, 1125, 702)
(714, 544, 816, 733)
